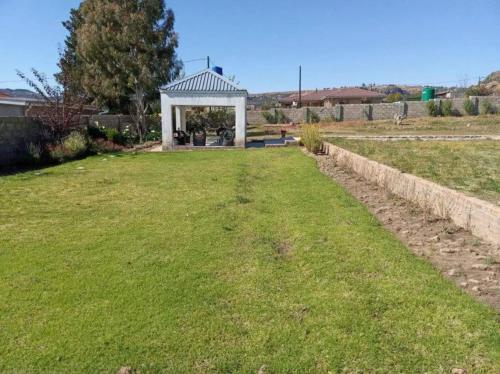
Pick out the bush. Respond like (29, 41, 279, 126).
(301, 124, 322, 154)
(105, 128, 128, 145)
(87, 124, 107, 139)
(262, 110, 289, 124)
(48, 131, 88, 162)
(262, 111, 276, 124)
(26, 142, 43, 163)
(426, 101, 440, 117)
(386, 93, 403, 103)
(441, 100, 453, 116)
(480, 100, 497, 115)
(463, 98, 476, 115)
(89, 138, 124, 154)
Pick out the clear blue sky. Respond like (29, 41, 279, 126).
(1, 0, 499, 93)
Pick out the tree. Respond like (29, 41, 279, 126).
(17, 68, 87, 140)
(56, 8, 85, 96)
(465, 85, 491, 97)
(386, 93, 403, 103)
(59, 0, 182, 114)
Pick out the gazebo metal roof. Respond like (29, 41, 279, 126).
(161, 69, 246, 93)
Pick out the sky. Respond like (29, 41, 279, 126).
(0, 0, 499, 93)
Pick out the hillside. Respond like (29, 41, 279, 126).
(0, 88, 39, 99)
(482, 71, 500, 94)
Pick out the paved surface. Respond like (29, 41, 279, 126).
(148, 137, 298, 151)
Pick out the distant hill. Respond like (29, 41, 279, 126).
(481, 71, 500, 95)
(0, 88, 39, 99)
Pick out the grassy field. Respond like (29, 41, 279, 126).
(1, 149, 499, 373)
(248, 114, 500, 138)
(329, 139, 500, 205)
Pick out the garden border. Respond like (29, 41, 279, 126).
(322, 141, 500, 246)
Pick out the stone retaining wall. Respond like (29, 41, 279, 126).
(248, 96, 500, 125)
(323, 141, 500, 246)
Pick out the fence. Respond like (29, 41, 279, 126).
(247, 96, 500, 125)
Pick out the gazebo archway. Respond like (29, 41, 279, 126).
(160, 69, 247, 150)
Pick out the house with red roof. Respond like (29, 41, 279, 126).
(280, 87, 385, 107)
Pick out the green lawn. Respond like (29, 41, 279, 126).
(318, 114, 500, 136)
(0, 149, 499, 373)
(328, 139, 500, 205)
(249, 114, 500, 138)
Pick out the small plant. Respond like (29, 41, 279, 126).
(262, 111, 276, 124)
(262, 110, 288, 124)
(426, 101, 440, 117)
(480, 100, 496, 115)
(105, 128, 128, 145)
(87, 124, 107, 139)
(441, 100, 453, 116)
(26, 142, 43, 163)
(64, 131, 87, 156)
(89, 138, 124, 153)
(463, 98, 476, 115)
(49, 131, 88, 162)
(301, 124, 322, 154)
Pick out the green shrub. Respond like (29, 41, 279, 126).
(463, 98, 476, 115)
(386, 93, 403, 103)
(441, 100, 453, 116)
(262, 111, 276, 124)
(480, 100, 497, 115)
(63, 131, 88, 156)
(426, 101, 440, 117)
(87, 125, 107, 139)
(48, 132, 88, 162)
(301, 124, 322, 154)
(27, 142, 42, 160)
(105, 128, 128, 145)
(262, 110, 289, 124)
(275, 110, 289, 124)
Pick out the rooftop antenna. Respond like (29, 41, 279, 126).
(207, 56, 210, 69)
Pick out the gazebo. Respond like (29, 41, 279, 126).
(160, 68, 247, 150)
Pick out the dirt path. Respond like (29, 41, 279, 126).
(309, 150, 500, 310)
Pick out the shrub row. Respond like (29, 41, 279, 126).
(426, 99, 497, 117)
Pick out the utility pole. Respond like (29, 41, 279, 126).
(207, 56, 210, 69)
(298, 65, 302, 108)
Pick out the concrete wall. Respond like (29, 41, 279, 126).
(0, 104, 25, 117)
(0, 115, 140, 167)
(323, 141, 500, 246)
(0, 117, 43, 166)
(248, 96, 500, 125)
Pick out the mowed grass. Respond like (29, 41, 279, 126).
(329, 139, 500, 205)
(0, 149, 499, 373)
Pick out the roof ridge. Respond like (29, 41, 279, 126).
(161, 69, 245, 92)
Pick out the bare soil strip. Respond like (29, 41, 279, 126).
(308, 150, 500, 310)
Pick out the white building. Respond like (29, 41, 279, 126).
(160, 68, 247, 150)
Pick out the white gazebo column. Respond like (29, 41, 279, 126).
(161, 94, 174, 150)
(175, 106, 187, 131)
(234, 96, 247, 147)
